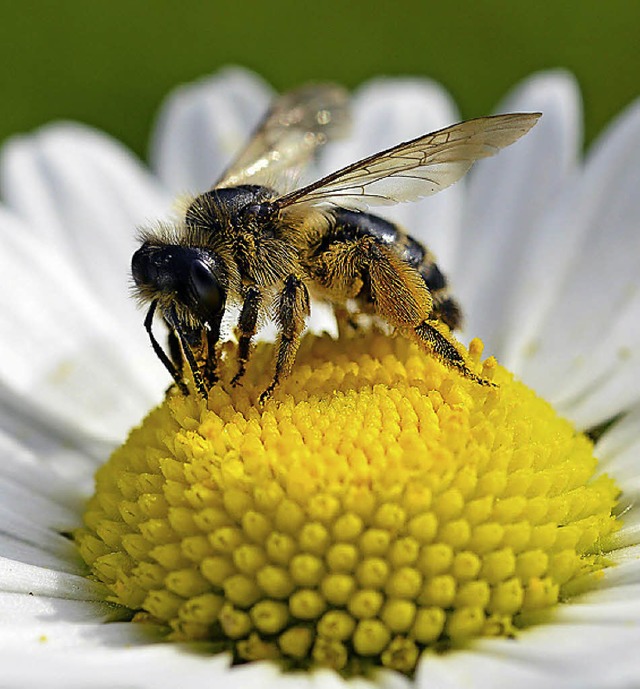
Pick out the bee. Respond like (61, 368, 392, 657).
(131, 84, 540, 402)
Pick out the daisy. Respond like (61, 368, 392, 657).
(1, 66, 639, 688)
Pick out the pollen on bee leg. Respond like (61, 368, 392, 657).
(75, 329, 621, 678)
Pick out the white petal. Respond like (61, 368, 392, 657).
(0, 646, 227, 689)
(0, 534, 81, 576)
(456, 71, 581, 358)
(417, 623, 640, 689)
(0, 557, 104, 599)
(0, 437, 87, 574)
(0, 643, 380, 689)
(321, 77, 462, 268)
(0, 123, 170, 332)
(0, 431, 99, 586)
(593, 555, 640, 588)
(593, 408, 640, 547)
(151, 66, 274, 194)
(612, 520, 640, 551)
(0, 423, 87, 501)
(0, 208, 163, 442)
(566, 295, 640, 427)
(0, 124, 170, 428)
(513, 98, 640, 426)
(0, 395, 105, 485)
(0, 482, 78, 565)
(0, 619, 166, 659)
(0, 591, 117, 624)
(596, 404, 640, 467)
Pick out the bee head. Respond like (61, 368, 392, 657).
(131, 242, 227, 323)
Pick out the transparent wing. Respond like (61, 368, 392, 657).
(275, 113, 541, 210)
(215, 83, 351, 191)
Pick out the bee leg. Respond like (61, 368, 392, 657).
(321, 237, 490, 385)
(414, 321, 494, 386)
(231, 286, 262, 386)
(260, 275, 310, 404)
(167, 328, 183, 376)
(203, 313, 223, 388)
(164, 328, 185, 395)
(144, 301, 189, 396)
(164, 307, 208, 398)
(363, 243, 490, 384)
(166, 316, 220, 390)
(168, 311, 219, 391)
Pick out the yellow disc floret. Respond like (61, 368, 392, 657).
(76, 331, 620, 676)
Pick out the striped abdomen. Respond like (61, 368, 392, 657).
(320, 208, 462, 330)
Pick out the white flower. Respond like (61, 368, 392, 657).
(1, 66, 640, 688)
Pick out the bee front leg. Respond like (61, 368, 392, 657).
(167, 327, 183, 377)
(260, 275, 310, 404)
(232, 287, 262, 386)
(203, 311, 224, 388)
(164, 307, 208, 398)
(164, 327, 188, 395)
(165, 314, 220, 391)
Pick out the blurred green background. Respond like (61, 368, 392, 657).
(0, 0, 638, 158)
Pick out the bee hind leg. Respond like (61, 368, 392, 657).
(319, 237, 491, 386)
(260, 275, 310, 404)
(414, 320, 494, 387)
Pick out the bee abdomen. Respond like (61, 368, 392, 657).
(325, 208, 462, 330)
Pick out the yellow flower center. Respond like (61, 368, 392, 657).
(76, 331, 620, 676)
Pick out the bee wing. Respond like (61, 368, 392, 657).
(215, 83, 351, 191)
(275, 113, 541, 210)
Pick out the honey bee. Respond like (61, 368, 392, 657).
(131, 84, 540, 402)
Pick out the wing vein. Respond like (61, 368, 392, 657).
(275, 113, 541, 210)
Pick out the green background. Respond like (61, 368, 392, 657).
(0, 1, 638, 158)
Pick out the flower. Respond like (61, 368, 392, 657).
(1, 66, 640, 687)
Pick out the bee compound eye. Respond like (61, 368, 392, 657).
(190, 259, 224, 316)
